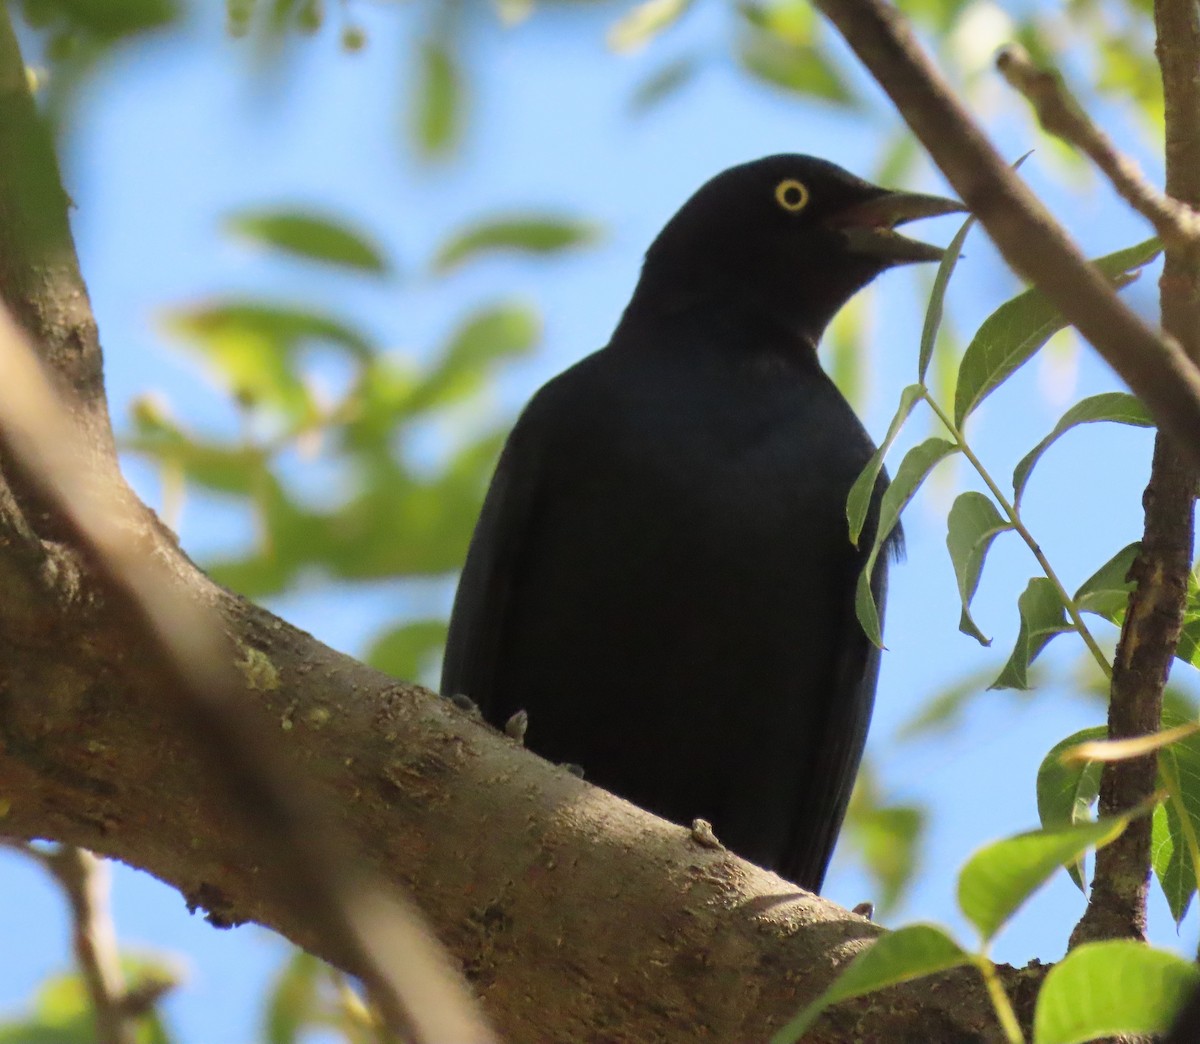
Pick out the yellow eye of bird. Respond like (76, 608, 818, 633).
(774, 179, 809, 212)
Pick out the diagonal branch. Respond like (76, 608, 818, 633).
(811, 0, 1200, 471)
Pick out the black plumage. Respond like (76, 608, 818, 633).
(442, 155, 960, 892)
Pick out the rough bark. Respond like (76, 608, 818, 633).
(1071, 0, 1200, 947)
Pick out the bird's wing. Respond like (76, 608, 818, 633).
(440, 420, 542, 717)
(780, 546, 890, 893)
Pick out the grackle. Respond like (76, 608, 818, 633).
(442, 155, 961, 892)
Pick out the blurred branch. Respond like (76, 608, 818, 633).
(0, 11, 492, 1044)
(0, 290, 494, 1044)
(1, 842, 147, 1044)
(996, 44, 1200, 247)
(1072, 0, 1200, 946)
(810, 0, 1200, 471)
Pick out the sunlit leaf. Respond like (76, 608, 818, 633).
(1155, 716, 1200, 925)
(991, 577, 1074, 691)
(1013, 393, 1152, 507)
(1073, 542, 1139, 623)
(954, 238, 1161, 427)
(607, 0, 692, 53)
(265, 950, 321, 1044)
(1152, 796, 1194, 925)
(1035, 726, 1106, 891)
(846, 383, 924, 546)
(736, 31, 857, 106)
(225, 209, 389, 273)
(945, 491, 1012, 645)
(957, 818, 1126, 943)
(770, 924, 968, 1044)
(919, 213, 975, 382)
(1034, 941, 1198, 1044)
(434, 215, 600, 272)
(855, 437, 958, 645)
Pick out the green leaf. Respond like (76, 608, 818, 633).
(630, 56, 700, 113)
(991, 577, 1074, 690)
(957, 818, 1126, 943)
(770, 924, 968, 1044)
(163, 300, 374, 419)
(954, 238, 1162, 427)
(846, 383, 924, 545)
(945, 492, 1013, 645)
(855, 437, 958, 645)
(919, 213, 975, 382)
(1154, 715, 1200, 925)
(225, 209, 389, 273)
(1073, 542, 1139, 622)
(264, 950, 321, 1044)
(1033, 941, 1198, 1044)
(366, 620, 449, 682)
(1035, 726, 1107, 891)
(1013, 393, 1152, 507)
(845, 768, 926, 915)
(607, 0, 692, 52)
(412, 40, 463, 159)
(1152, 799, 1194, 925)
(434, 215, 600, 272)
(736, 32, 857, 107)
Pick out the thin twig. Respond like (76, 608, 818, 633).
(996, 44, 1200, 248)
(810, 0, 1200, 472)
(43, 847, 135, 1044)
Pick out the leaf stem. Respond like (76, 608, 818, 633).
(921, 389, 1113, 681)
(974, 954, 1026, 1044)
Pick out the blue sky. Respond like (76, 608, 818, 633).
(2, 1, 1194, 1040)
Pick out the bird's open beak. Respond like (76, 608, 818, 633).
(828, 191, 966, 264)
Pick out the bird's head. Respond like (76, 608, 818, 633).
(628, 154, 964, 348)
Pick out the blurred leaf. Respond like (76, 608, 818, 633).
(957, 818, 1126, 943)
(366, 619, 449, 681)
(873, 131, 919, 186)
(736, 31, 857, 107)
(412, 40, 463, 159)
(608, 0, 692, 53)
(737, 0, 816, 41)
(434, 215, 600, 272)
(1035, 726, 1106, 891)
(1033, 941, 1198, 1044)
(32, 0, 177, 38)
(919, 213, 975, 382)
(225, 209, 389, 273)
(954, 238, 1161, 427)
(265, 950, 321, 1044)
(165, 300, 373, 420)
(991, 578, 1073, 691)
(630, 56, 701, 112)
(1013, 393, 1152, 507)
(945, 491, 1013, 646)
(1073, 542, 1139, 622)
(770, 924, 968, 1044)
(896, 666, 1023, 740)
(855, 437, 958, 645)
(1064, 722, 1199, 764)
(823, 293, 868, 409)
(845, 769, 925, 915)
(846, 383, 923, 546)
(408, 302, 541, 414)
(126, 410, 265, 497)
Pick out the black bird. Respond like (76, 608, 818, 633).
(442, 155, 960, 892)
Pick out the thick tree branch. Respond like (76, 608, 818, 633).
(1069, 0, 1200, 947)
(812, 0, 1200, 470)
(996, 44, 1200, 247)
